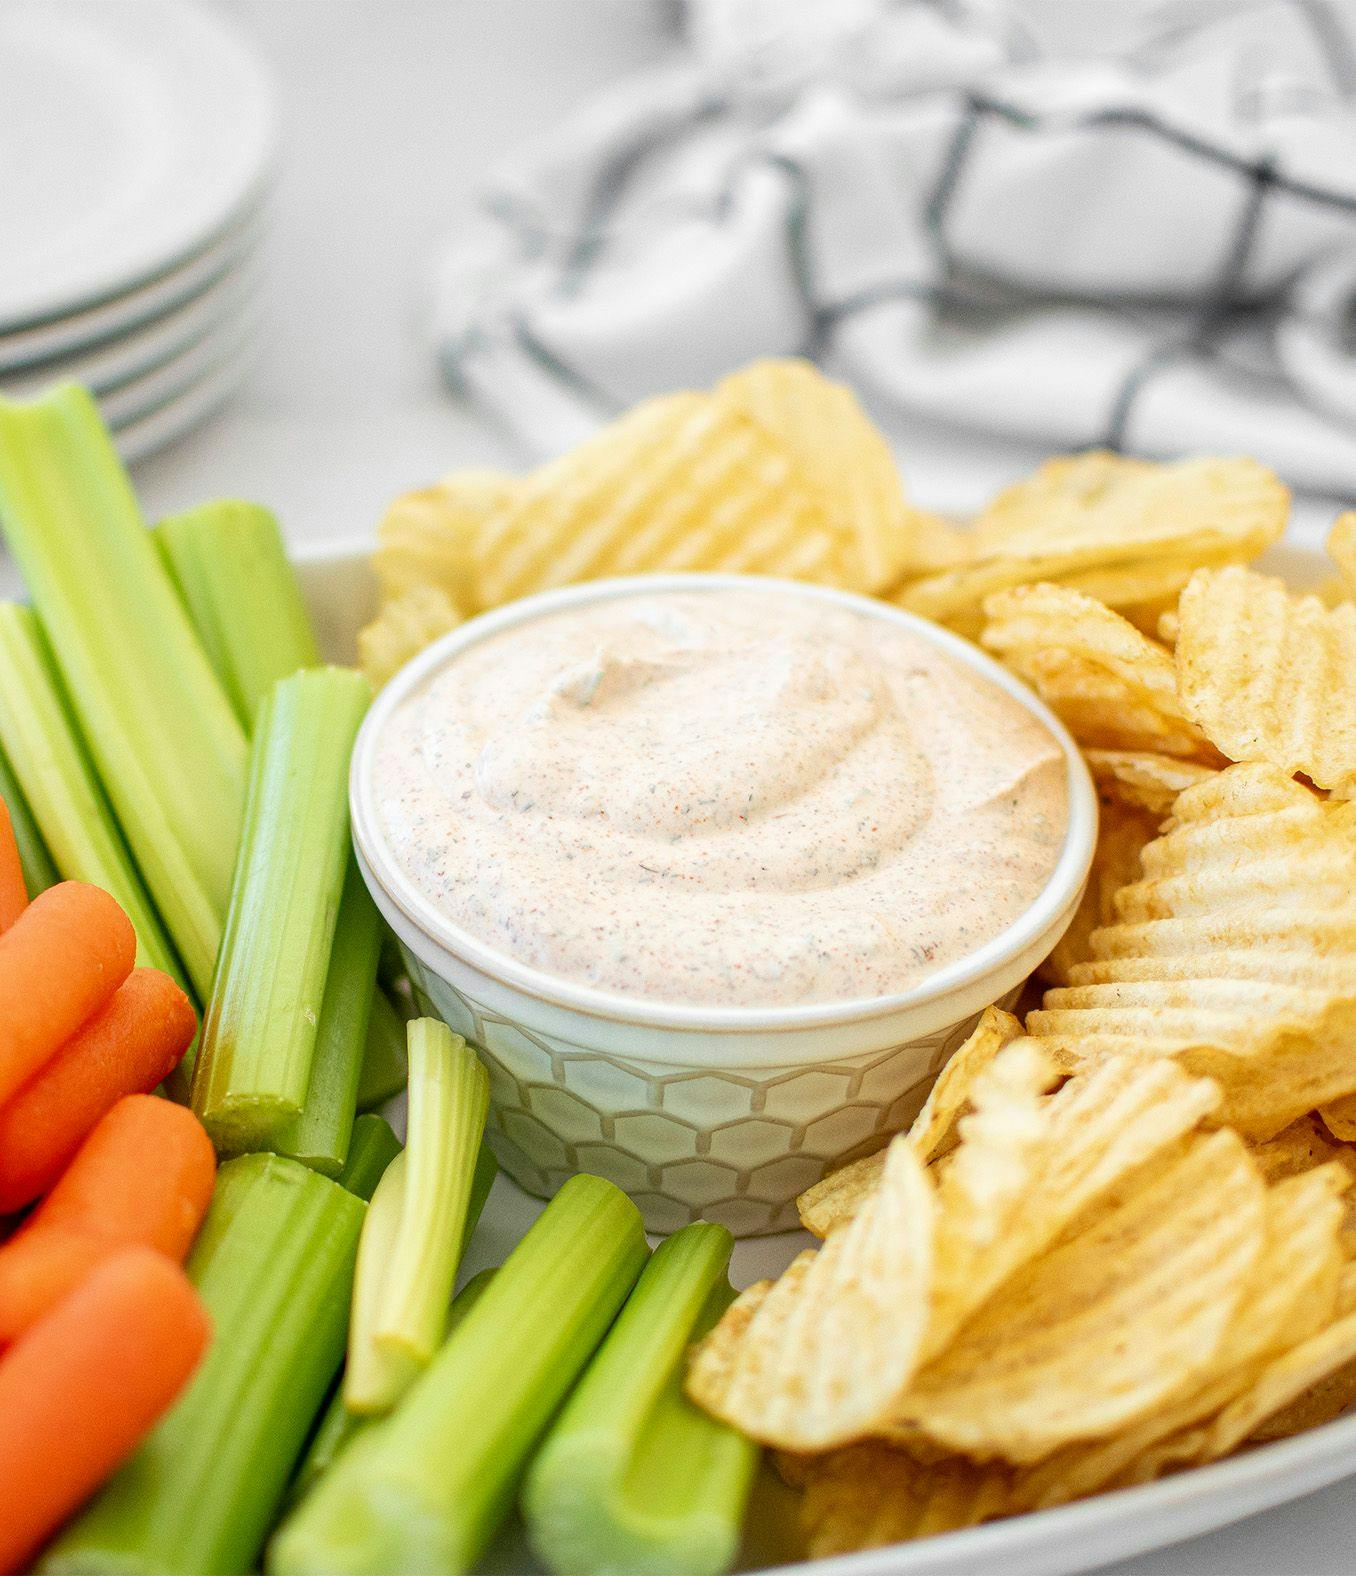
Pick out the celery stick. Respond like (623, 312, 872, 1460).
(43, 1153, 365, 1576)
(273, 855, 383, 1175)
(192, 667, 369, 1153)
(270, 1174, 647, 1576)
(525, 1223, 759, 1576)
(0, 737, 57, 896)
(346, 1021, 490, 1412)
(338, 1113, 402, 1202)
(356, 987, 409, 1110)
(158, 500, 322, 729)
(0, 384, 246, 994)
(343, 1135, 491, 1406)
(288, 1268, 498, 1514)
(0, 604, 187, 985)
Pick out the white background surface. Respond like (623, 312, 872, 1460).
(100, 3, 1356, 1570)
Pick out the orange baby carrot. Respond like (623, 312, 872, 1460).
(0, 799, 25, 934)
(0, 1096, 215, 1341)
(0, 1246, 210, 1573)
(0, 881, 135, 1108)
(0, 970, 198, 1213)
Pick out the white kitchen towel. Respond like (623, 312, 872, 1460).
(432, 0, 1356, 498)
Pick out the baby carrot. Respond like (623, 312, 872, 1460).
(0, 1247, 209, 1573)
(0, 970, 197, 1213)
(0, 798, 26, 932)
(0, 881, 135, 1108)
(0, 1096, 215, 1341)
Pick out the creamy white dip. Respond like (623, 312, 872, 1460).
(373, 586, 1068, 1008)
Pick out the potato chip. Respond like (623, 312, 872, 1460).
(1028, 764, 1356, 1134)
(1250, 1114, 1356, 1184)
(357, 583, 460, 689)
(896, 511, 972, 580)
(714, 359, 920, 591)
(1041, 800, 1157, 987)
(1320, 1097, 1356, 1143)
(981, 584, 1217, 760)
(1327, 511, 1356, 602)
(796, 1006, 1022, 1238)
(1084, 751, 1218, 818)
(1055, 553, 1239, 624)
(1167, 1299, 1356, 1467)
(906, 1008, 1026, 1170)
(1016, 1163, 1347, 1506)
(373, 470, 519, 614)
(687, 1138, 935, 1450)
(1176, 565, 1356, 794)
(892, 1130, 1266, 1465)
(922, 1052, 1220, 1362)
(898, 453, 1286, 634)
(795, 1443, 1011, 1558)
(474, 386, 872, 609)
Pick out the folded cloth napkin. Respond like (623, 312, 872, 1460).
(432, 0, 1356, 497)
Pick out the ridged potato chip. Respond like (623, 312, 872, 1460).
(1327, 511, 1356, 602)
(981, 583, 1217, 759)
(373, 470, 520, 614)
(1152, 1297, 1356, 1471)
(687, 1138, 935, 1450)
(795, 1443, 1011, 1558)
(1028, 764, 1356, 1134)
(357, 583, 460, 689)
(714, 359, 919, 592)
(1176, 565, 1356, 794)
(796, 1006, 1022, 1239)
(897, 453, 1286, 634)
(474, 386, 858, 609)
(1320, 1097, 1356, 1143)
(897, 511, 972, 579)
(922, 1052, 1220, 1363)
(1016, 1162, 1347, 1506)
(892, 1131, 1266, 1465)
(1041, 799, 1158, 987)
(1084, 751, 1218, 817)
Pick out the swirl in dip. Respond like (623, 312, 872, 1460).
(372, 585, 1069, 1009)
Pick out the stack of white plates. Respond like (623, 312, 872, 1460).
(0, 0, 275, 460)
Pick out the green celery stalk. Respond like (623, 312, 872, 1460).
(0, 603, 188, 985)
(356, 987, 409, 1110)
(0, 383, 247, 994)
(157, 500, 322, 729)
(338, 1113, 402, 1202)
(43, 1153, 365, 1576)
(0, 736, 57, 897)
(287, 1269, 498, 1514)
(269, 1174, 648, 1576)
(345, 1021, 490, 1413)
(524, 1223, 759, 1576)
(273, 855, 383, 1175)
(192, 667, 369, 1153)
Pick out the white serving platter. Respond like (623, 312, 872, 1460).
(298, 539, 1354, 1576)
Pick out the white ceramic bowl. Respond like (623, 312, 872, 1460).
(351, 575, 1097, 1235)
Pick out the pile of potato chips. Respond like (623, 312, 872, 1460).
(361, 359, 953, 684)
(368, 358, 1356, 1560)
(682, 488, 1356, 1555)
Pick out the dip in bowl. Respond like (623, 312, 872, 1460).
(351, 576, 1096, 1234)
